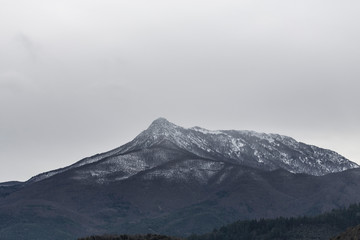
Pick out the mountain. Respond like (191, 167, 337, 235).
(0, 118, 359, 239)
(29, 117, 358, 184)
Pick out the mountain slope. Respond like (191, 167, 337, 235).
(3, 164, 360, 239)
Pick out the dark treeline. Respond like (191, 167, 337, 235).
(78, 203, 360, 240)
(187, 203, 360, 240)
(78, 234, 183, 240)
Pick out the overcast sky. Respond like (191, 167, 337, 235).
(1, 0, 359, 182)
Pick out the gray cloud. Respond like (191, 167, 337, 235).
(0, 0, 359, 181)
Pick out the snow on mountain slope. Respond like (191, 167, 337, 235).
(142, 159, 226, 184)
(27, 118, 358, 184)
(27, 144, 129, 183)
(71, 147, 193, 184)
(124, 118, 358, 176)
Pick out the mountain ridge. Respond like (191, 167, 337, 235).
(25, 117, 358, 184)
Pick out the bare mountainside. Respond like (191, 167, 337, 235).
(0, 118, 359, 240)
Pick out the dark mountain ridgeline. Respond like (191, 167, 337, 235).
(0, 118, 359, 239)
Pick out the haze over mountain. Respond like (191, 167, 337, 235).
(0, 118, 359, 240)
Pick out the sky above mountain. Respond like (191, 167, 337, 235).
(0, 0, 359, 182)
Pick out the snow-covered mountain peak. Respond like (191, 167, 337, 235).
(149, 117, 173, 127)
(191, 126, 224, 135)
(146, 117, 179, 136)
